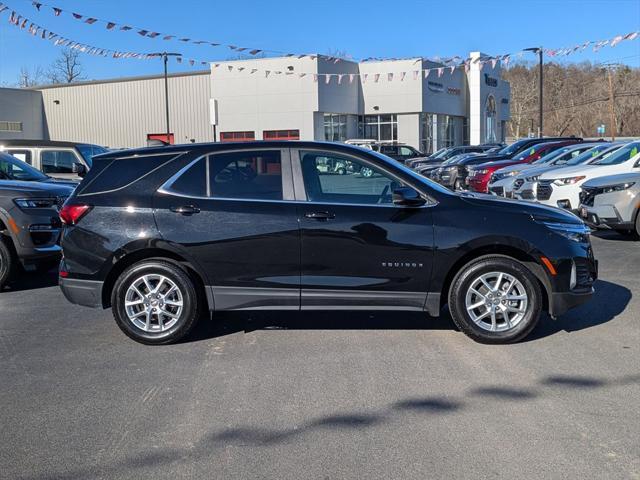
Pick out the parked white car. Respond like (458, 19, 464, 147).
(579, 172, 640, 238)
(513, 143, 622, 201)
(487, 143, 603, 198)
(535, 141, 640, 212)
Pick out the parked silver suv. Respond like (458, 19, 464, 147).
(579, 172, 640, 238)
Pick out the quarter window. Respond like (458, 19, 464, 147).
(170, 158, 207, 197)
(40, 150, 78, 174)
(6, 150, 32, 165)
(299, 151, 403, 205)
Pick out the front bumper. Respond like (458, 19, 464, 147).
(550, 287, 595, 317)
(59, 276, 104, 308)
(579, 205, 634, 231)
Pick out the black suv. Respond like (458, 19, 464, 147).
(59, 142, 597, 345)
(0, 153, 75, 288)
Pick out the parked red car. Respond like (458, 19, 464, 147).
(467, 140, 582, 193)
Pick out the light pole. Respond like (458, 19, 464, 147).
(524, 47, 543, 137)
(602, 63, 621, 141)
(150, 52, 182, 143)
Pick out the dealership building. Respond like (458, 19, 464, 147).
(1, 52, 510, 153)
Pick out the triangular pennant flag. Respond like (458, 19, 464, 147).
(249, 49, 262, 55)
(210, 43, 220, 47)
(412, 70, 419, 80)
(449, 65, 456, 74)
(120, 25, 132, 31)
(387, 73, 394, 82)
(325, 74, 332, 84)
(265, 71, 271, 78)
(299, 73, 307, 78)
(491, 58, 498, 68)
(32, 2, 42, 10)
(193, 40, 207, 45)
(85, 18, 98, 24)
(362, 73, 368, 83)
(52, 7, 61, 16)
(337, 74, 344, 84)
(72, 13, 82, 19)
(424, 70, 430, 79)
(106, 22, 116, 30)
(137, 30, 149, 36)
(189, 59, 195, 66)
(227, 65, 234, 71)
(437, 68, 444, 77)
(313, 74, 318, 83)
(179, 38, 190, 42)
(20, 18, 28, 29)
(374, 73, 380, 83)
(610, 35, 624, 47)
(238, 67, 245, 72)
(176, 57, 182, 63)
(349, 73, 355, 84)
(250, 68, 257, 74)
(147, 32, 160, 38)
(163, 35, 174, 40)
(400, 72, 407, 81)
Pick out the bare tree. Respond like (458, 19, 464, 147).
(17, 66, 46, 87)
(47, 49, 85, 84)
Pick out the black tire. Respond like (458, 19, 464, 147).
(635, 211, 640, 239)
(111, 260, 201, 345)
(0, 237, 16, 290)
(448, 255, 542, 344)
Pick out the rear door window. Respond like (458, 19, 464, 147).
(209, 151, 283, 200)
(6, 149, 33, 165)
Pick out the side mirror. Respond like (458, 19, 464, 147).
(72, 163, 87, 177)
(393, 187, 426, 207)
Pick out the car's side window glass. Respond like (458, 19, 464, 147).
(40, 150, 78, 174)
(399, 147, 414, 156)
(209, 150, 282, 200)
(299, 150, 402, 205)
(7, 150, 32, 165)
(170, 158, 207, 197)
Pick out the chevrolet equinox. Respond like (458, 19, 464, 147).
(58, 142, 597, 344)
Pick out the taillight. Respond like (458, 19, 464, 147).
(59, 204, 92, 225)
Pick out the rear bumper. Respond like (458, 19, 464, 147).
(59, 277, 104, 308)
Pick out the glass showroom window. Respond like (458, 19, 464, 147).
(358, 115, 398, 142)
(324, 114, 348, 142)
(485, 95, 497, 143)
(436, 115, 464, 149)
(421, 113, 435, 154)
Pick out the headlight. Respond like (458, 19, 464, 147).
(553, 176, 586, 186)
(13, 198, 57, 209)
(536, 220, 591, 243)
(601, 182, 635, 193)
(473, 169, 489, 175)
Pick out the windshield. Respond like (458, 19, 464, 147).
(513, 143, 547, 161)
(431, 148, 450, 159)
(498, 139, 531, 156)
(565, 144, 613, 166)
(531, 146, 573, 165)
(76, 144, 108, 167)
(592, 142, 640, 166)
(0, 153, 48, 181)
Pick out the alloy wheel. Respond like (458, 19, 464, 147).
(464, 271, 528, 332)
(124, 274, 184, 332)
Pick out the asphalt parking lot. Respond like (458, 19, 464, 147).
(1, 232, 638, 480)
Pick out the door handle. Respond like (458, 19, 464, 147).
(305, 211, 335, 220)
(170, 205, 201, 215)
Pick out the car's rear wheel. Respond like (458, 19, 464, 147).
(0, 237, 16, 290)
(448, 256, 542, 344)
(635, 211, 640, 239)
(111, 260, 200, 345)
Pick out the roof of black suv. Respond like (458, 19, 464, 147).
(94, 141, 380, 160)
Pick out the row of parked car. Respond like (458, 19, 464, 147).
(0, 140, 107, 289)
(410, 138, 640, 239)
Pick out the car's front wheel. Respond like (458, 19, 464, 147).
(0, 237, 16, 290)
(111, 260, 201, 345)
(448, 256, 542, 344)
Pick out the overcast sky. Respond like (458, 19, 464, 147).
(0, 0, 639, 85)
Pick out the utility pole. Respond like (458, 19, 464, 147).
(149, 52, 182, 144)
(606, 66, 617, 141)
(524, 47, 544, 137)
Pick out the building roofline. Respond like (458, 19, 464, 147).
(29, 69, 210, 90)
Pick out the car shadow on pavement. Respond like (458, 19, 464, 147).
(22, 373, 640, 480)
(187, 310, 455, 343)
(1, 268, 58, 293)
(592, 230, 639, 242)
(526, 279, 631, 341)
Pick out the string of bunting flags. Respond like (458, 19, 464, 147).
(21, 0, 335, 62)
(1, 2, 639, 84)
(16, 0, 640, 65)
